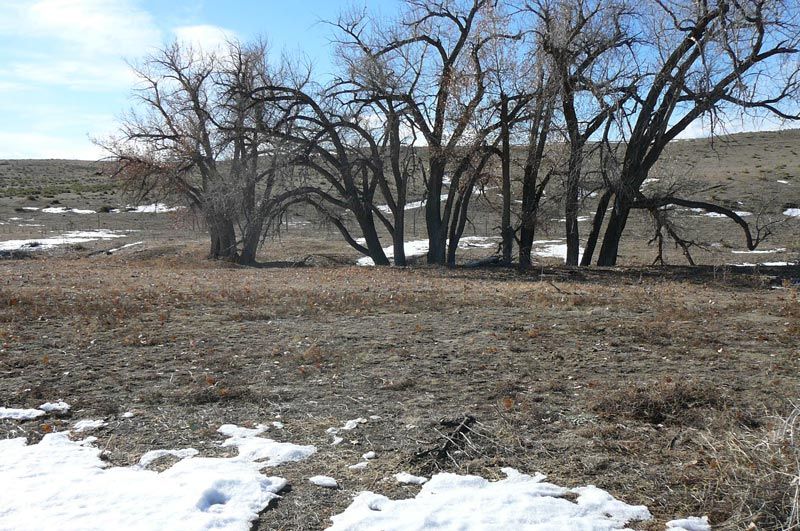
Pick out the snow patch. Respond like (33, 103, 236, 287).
(0, 229, 128, 252)
(218, 424, 316, 466)
(0, 407, 46, 420)
(42, 207, 96, 214)
(777, 180, 789, 184)
(666, 515, 711, 531)
(394, 472, 428, 485)
(704, 211, 751, 218)
(785, 208, 800, 217)
(329, 468, 651, 530)
(136, 448, 199, 469)
(356, 238, 499, 266)
(348, 462, 369, 470)
(732, 248, 785, 254)
(73, 419, 107, 432)
(123, 203, 182, 213)
(39, 401, 71, 413)
(309, 475, 339, 488)
(0, 431, 292, 531)
(107, 241, 144, 253)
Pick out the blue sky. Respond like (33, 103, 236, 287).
(0, 0, 398, 159)
(0, 0, 791, 160)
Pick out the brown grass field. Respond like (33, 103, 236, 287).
(1, 130, 800, 529)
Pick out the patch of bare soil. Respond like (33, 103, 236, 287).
(1, 250, 799, 529)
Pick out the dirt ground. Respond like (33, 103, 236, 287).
(1, 130, 800, 529)
(1, 247, 799, 529)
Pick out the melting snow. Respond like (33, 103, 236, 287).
(395, 472, 428, 485)
(42, 207, 96, 214)
(777, 180, 789, 184)
(704, 211, 751, 218)
(785, 208, 800, 217)
(356, 238, 499, 266)
(732, 248, 785, 254)
(107, 241, 144, 253)
(0, 423, 316, 531)
(329, 468, 651, 530)
(73, 419, 107, 432)
(219, 424, 316, 466)
(376, 194, 449, 215)
(666, 516, 711, 531)
(136, 448, 199, 469)
(39, 401, 71, 413)
(0, 407, 46, 420)
(0, 229, 128, 252)
(309, 475, 339, 488)
(123, 203, 182, 213)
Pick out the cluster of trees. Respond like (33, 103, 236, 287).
(104, 0, 800, 267)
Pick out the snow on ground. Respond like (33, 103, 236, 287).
(107, 241, 144, 253)
(0, 229, 128, 252)
(778, 180, 790, 184)
(348, 462, 369, 470)
(666, 516, 711, 531)
(121, 203, 182, 213)
(732, 248, 785, 254)
(785, 208, 800, 217)
(376, 194, 449, 214)
(136, 448, 200, 469)
(0, 407, 46, 420)
(531, 240, 584, 263)
(395, 472, 428, 485)
(356, 237, 499, 266)
(39, 401, 71, 413)
(73, 419, 108, 432)
(733, 261, 792, 267)
(41, 207, 96, 214)
(0, 424, 316, 531)
(328, 468, 652, 530)
(704, 211, 751, 218)
(356, 237, 583, 266)
(309, 475, 339, 488)
(219, 424, 316, 466)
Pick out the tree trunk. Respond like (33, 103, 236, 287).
(207, 215, 238, 261)
(580, 190, 612, 266)
(356, 206, 390, 266)
(393, 210, 406, 266)
(426, 156, 447, 265)
(597, 196, 630, 266)
(564, 148, 582, 266)
(500, 95, 513, 264)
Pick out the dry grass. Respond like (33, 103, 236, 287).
(698, 405, 800, 530)
(593, 378, 726, 426)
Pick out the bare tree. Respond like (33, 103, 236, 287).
(101, 41, 294, 264)
(586, 0, 800, 266)
(523, 0, 637, 265)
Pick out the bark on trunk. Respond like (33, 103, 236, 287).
(597, 197, 630, 266)
(580, 190, 612, 266)
(425, 157, 447, 265)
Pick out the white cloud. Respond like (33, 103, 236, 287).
(173, 24, 238, 54)
(1, 0, 161, 56)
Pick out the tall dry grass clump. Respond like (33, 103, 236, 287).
(704, 405, 800, 530)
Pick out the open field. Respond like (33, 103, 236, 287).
(0, 130, 800, 529)
(0, 251, 799, 528)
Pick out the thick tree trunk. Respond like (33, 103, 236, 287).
(357, 208, 390, 266)
(426, 157, 447, 265)
(564, 148, 582, 266)
(597, 197, 630, 266)
(580, 190, 612, 266)
(207, 215, 238, 261)
(500, 95, 513, 264)
(393, 211, 406, 266)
